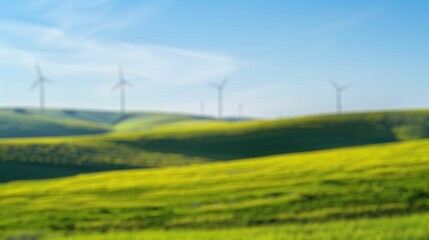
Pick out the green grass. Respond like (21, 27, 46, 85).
(0, 109, 217, 182)
(34, 213, 427, 240)
(0, 111, 109, 138)
(4, 109, 429, 182)
(0, 136, 209, 182)
(121, 110, 429, 160)
(1, 108, 123, 125)
(0, 138, 428, 234)
(112, 113, 211, 132)
(1, 109, 428, 239)
(0, 108, 216, 138)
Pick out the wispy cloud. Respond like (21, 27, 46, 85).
(0, 0, 242, 88)
(316, 10, 379, 34)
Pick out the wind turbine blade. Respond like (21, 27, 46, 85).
(112, 82, 121, 91)
(208, 82, 220, 89)
(44, 77, 54, 84)
(330, 80, 340, 90)
(221, 78, 229, 87)
(341, 83, 352, 90)
(29, 80, 40, 90)
(35, 62, 42, 77)
(118, 65, 124, 79)
(125, 80, 133, 87)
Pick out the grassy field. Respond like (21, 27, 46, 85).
(0, 110, 109, 138)
(0, 108, 217, 137)
(0, 136, 209, 182)
(3, 109, 429, 181)
(112, 113, 211, 132)
(0, 109, 217, 182)
(35, 213, 427, 240)
(3, 109, 429, 182)
(0, 138, 428, 236)
(124, 110, 429, 160)
(0, 109, 428, 239)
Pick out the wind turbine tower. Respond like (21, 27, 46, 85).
(330, 80, 351, 114)
(238, 103, 244, 117)
(200, 101, 205, 115)
(209, 78, 228, 119)
(30, 62, 52, 114)
(113, 66, 133, 115)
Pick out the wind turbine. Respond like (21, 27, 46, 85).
(200, 101, 205, 115)
(30, 62, 52, 114)
(238, 103, 244, 117)
(113, 65, 132, 115)
(209, 78, 228, 119)
(330, 80, 351, 114)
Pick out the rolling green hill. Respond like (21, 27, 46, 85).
(0, 109, 219, 182)
(1, 108, 123, 125)
(114, 110, 429, 160)
(3, 109, 429, 182)
(1, 109, 428, 239)
(0, 108, 215, 137)
(112, 113, 212, 132)
(0, 138, 428, 238)
(0, 110, 109, 138)
(0, 136, 210, 182)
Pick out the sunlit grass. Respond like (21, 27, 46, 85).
(0, 138, 428, 234)
(4, 109, 429, 182)
(1, 110, 429, 239)
(44, 213, 429, 240)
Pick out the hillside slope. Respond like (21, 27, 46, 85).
(0, 110, 109, 138)
(0, 136, 209, 182)
(122, 110, 429, 160)
(112, 113, 212, 132)
(0, 139, 428, 234)
(0, 108, 215, 138)
(1, 108, 123, 125)
(3, 110, 429, 182)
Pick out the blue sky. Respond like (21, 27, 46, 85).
(0, 0, 429, 118)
